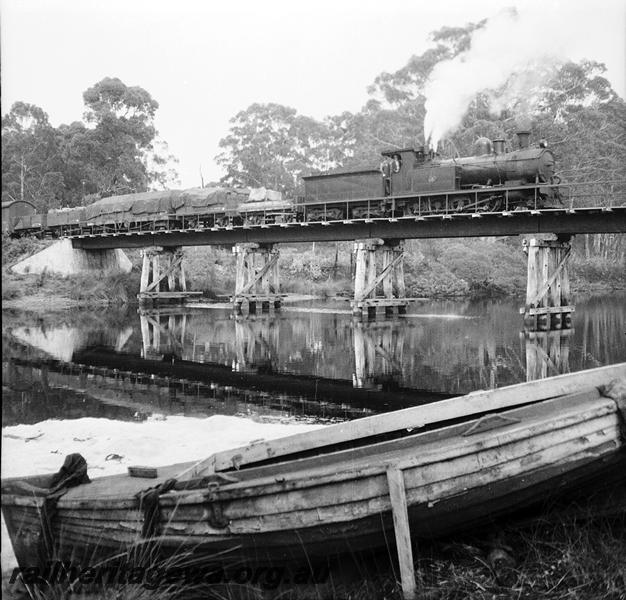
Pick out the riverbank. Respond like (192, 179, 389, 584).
(2, 236, 624, 312)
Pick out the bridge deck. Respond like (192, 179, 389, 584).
(70, 207, 626, 249)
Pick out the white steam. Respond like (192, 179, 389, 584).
(422, 3, 611, 150)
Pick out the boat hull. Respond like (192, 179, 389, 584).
(3, 382, 626, 570)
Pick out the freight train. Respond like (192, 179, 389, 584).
(5, 131, 561, 237)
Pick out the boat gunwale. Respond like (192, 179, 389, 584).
(180, 363, 626, 478)
(2, 392, 620, 513)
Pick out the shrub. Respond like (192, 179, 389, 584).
(1, 234, 48, 266)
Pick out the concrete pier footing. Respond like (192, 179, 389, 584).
(10, 239, 132, 276)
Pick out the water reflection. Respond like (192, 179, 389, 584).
(523, 329, 573, 381)
(3, 294, 625, 426)
(352, 320, 404, 389)
(232, 316, 280, 373)
(139, 309, 187, 360)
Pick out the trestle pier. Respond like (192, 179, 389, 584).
(352, 239, 408, 318)
(521, 235, 574, 331)
(232, 243, 282, 314)
(138, 247, 200, 307)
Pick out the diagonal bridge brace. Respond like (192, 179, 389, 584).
(236, 252, 279, 296)
(525, 245, 571, 309)
(355, 251, 403, 303)
(143, 250, 185, 293)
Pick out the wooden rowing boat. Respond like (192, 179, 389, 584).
(3, 364, 625, 577)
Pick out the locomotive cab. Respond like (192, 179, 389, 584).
(380, 147, 462, 200)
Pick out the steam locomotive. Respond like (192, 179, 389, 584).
(301, 130, 561, 219)
(6, 131, 560, 237)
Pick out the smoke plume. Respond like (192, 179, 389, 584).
(422, 4, 607, 150)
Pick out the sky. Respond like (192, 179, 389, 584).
(2, 0, 625, 188)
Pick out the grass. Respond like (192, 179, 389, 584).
(4, 501, 624, 600)
(1, 269, 141, 308)
(1, 234, 142, 308)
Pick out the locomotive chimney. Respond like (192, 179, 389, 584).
(516, 131, 531, 149)
(493, 139, 506, 155)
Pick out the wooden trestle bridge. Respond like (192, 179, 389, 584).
(45, 183, 626, 330)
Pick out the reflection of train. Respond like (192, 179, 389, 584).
(7, 131, 561, 237)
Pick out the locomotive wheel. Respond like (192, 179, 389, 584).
(244, 214, 263, 226)
(450, 197, 465, 212)
(407, 200, 428, 216)
(322, 208, 344, 220)
(488, 197, 503, 212)
(430, 198, 445, 213)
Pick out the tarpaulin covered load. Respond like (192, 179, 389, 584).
(238, 187, 290, 215)
(82, 186, 290, 226)
(132, 191, 184, 215)
(84, 191, 183, 224)
(247, 187, 283, 203)
(175, 187, 249, 216)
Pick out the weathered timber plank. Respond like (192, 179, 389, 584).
(164, 420, 620, 531)
(75, 434, 618, 539)
(185, 433, 620, 534)
(387, 467, 418, 600)
(178, 364, 626, 477)
(525, 305, 575, 315)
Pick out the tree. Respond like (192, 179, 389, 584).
(216, 103, 344, 196)
(68, 77, 161, 197)
(367, 21, 486, 107)
(1, 102, 65, 211)
(2, 79, 179, 208)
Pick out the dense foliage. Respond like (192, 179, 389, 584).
(2, 78, 178, 210)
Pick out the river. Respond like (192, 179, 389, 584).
(3, 293, 626, 425)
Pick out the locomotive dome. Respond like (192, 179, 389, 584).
(474, 138, 493, 155)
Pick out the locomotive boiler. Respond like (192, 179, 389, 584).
(301, 131, 561, 219)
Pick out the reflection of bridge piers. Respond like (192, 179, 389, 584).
(352, 320, 405, 389)
(522, 328, 572, 381)
(140, 310, 188, 360)
(233, 316, 280, 373)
